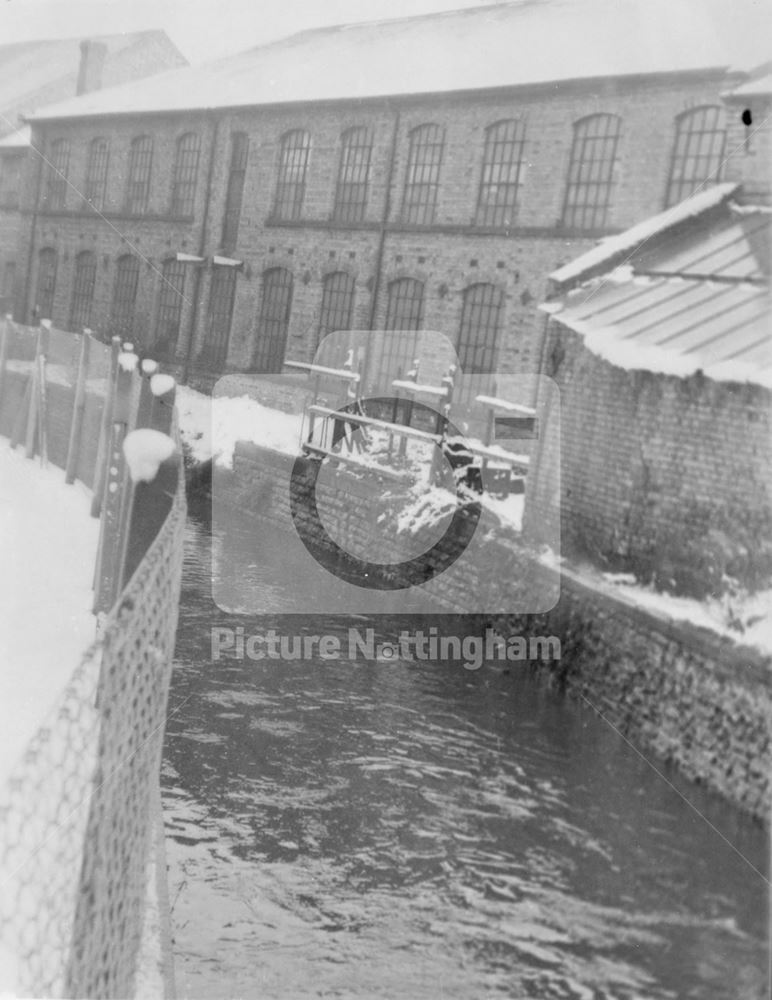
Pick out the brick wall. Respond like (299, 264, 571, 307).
(13, 68, 744, 376)
(525, 323, 772, 595)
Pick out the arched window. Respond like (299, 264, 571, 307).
(457, 283, 504, 376)
(84, 138, 109, 210)
(476, 119, 527, 227)
(402, 124, 445, 225)
(221, 132, 249, 251)
(318, 271, 355, 344)
(665, 106, 726, 207)
(274, 130, 310, 220)
(0, 154, 22, 208)
(562, 114, 621, 230)
(333, 127, 372, 223)
(125, 135, 153, 214)
(110, 255, 141, 339)
(44, 138, 70, 210)
(154, 258, 187, 358)
(378, 277, 425, 379)
(254, 268, 293, 373)
(34, 248, 58, 321)
(201, 266, 237, 368)
(69, 251, 96, 331)
(170, 132, 201, 216)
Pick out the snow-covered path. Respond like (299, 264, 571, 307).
(0, 441, 98, 787)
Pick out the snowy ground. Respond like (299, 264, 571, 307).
(0, 441, 99, 787)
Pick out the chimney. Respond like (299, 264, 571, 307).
(76, 39, 108, 96)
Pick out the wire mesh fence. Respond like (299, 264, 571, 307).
(0, 315, 186, 998)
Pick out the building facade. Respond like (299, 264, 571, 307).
(13, 1, 772, 387)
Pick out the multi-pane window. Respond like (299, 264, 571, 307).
(125, 135, 153, 214)
(221, 132, 249, 250)
(402, 124, 445, 225)
(84, 138, 109, 210)
(457, 283, 504, 375)
(318, 272, 355, 345)
(154, 258, 187, 357)
(44, 139, 70, 210)
(274, 130, 311, 220)
(333, 127, 372, 223)
(562, 114, 621, 230)
(110, 255, 140, 339)
(203, 266, 237, 368)
(170, 132, 201, 216)
(69, 251, 97, 331)
(254, 268, 293, 373)
(379, 277, 425, 378)
(34, 248, 57, 320)
(0, 154, 22, 208)
(476, 119, 527, 227)
(665, 106, 726, 208)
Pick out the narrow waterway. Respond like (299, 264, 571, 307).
(162, 500, 769, 999)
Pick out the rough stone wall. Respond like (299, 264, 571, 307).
(526, 323, 772, 596)
(214, 440, 771, 820)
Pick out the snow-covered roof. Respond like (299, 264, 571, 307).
(727, 71, 772, 97)
(542, 195, 772, 388)
(26, 0, 772, 122)
(0, 30, 186, 136)
(0, 125, 30, 149)
(549, 184, 740, 288)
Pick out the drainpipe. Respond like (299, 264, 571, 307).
(22, 128, 46, 323)
(182, 111, 219, 384)
(362, 104, 400, 389)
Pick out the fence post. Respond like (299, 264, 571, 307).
(92, 358, 136, 616)
(0, 313, 10, 403)
(64, 330, 91, 483)
(23, 327, 43, 459)
(120, 381, 179, 588)
(90, 337, 122, 518)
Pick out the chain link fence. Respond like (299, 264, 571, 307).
(0, 317, 186, 998)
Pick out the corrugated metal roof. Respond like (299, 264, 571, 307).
(543, 204, 772, 388)
(26, 0, 772, 122)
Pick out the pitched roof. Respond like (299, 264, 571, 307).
(0, 31, 186, 135)
(541, 192, 772, 388)
(27, 0, 772, 122)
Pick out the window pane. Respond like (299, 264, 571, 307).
(254, 268, 293, 372)
(171, 133, 200, 216)
(84, 139, 109, 211)
(221, 132, 249, 250)
(202, 266, 237, 368)
(373, 277, 425, 380)
(154, 259, 187, 357)
(44, 140, 70, 210)
(0, 154, 22, 209)
(562, 115, 621, 230)
(34, 248, 57, 321)
(457, 283, 503, 378)
(126, 136, 153, 214)
(476, 120, 526, 227)
(69, 252, 96, 331)
(402, 124, 445, 225)
(318, 272, 355, 345)
(110, 256, 140, 339)
(333, 127, 372, 223)
(274, 131, 310, 221)
(665, 106, 726, 207)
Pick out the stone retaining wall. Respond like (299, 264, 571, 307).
(215, 441, 771, 821)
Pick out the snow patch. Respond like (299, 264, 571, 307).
(141, 358, 159, 375)
(150, 373, 175, 397)
(123, 430, 176, 483)
(118, 351, 138, 373)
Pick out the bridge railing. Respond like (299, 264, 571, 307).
(0, 315, 186, 998)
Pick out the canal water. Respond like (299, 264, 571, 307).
(162, 500, 769, 999)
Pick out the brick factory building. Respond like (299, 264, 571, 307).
(0, 30, 187, 314)
(7, 0, 772, 387)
